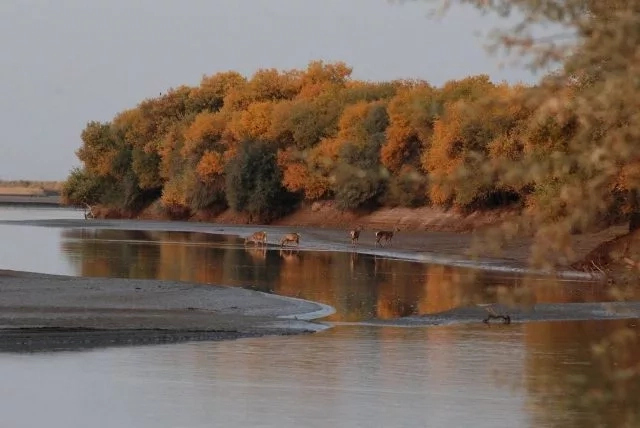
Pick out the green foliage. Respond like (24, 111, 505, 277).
(333, 164, 386, 211)
(61, 168, 105, 205)
(383, 168, 428, 208)
(333, 138, 387, 210)
(131, 148, 162, 190)
(183, 169, 226, 211)
(225, 141, 297, 221)
(363, 104, 390, 136)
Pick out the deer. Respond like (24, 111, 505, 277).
(349, 225, 364, 246)
(280, 232, 300, 247)
(83, 202, 95, 220)
(245, 231, 267, 246)
(480, 304, 512, 325)
(375, 226, 400, 247)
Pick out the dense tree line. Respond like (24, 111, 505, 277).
(62, 60, 625, 225)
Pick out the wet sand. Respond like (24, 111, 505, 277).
(0, 269, 332, 352)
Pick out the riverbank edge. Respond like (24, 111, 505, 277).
(0, 269, 334, 353)
(2, 217, 606, 280)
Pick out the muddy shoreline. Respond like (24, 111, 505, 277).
(0, 269, 332, 352)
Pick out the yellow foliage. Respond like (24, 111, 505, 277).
(336, 102, 372, 144)
(160, 178, 187, 208)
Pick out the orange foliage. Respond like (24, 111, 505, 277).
(381, 85, 435, 172)
(158, 125, 183, 180)
(282, 163, 309, 193)
(182, 112, 227, 156)
(424, 104, 466, 205)
(301, 60, 352, 86)
(196, 151, 224, 181)
(282, 162, 330, 200)
(236, 101, 275, 141)
(308, 138, 343, 171)
(69, 61, 548, 215)
(160, 177, 187, 208)
(189, 71, 246, 111)
(248, 68, 301, 101)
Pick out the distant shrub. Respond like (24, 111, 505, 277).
(333, 164, 386, 211)
(383, 167, 428, 208)
(61, 168, 105, 205)
(225, 140, 298, 221)
(184, 169, 227, 211)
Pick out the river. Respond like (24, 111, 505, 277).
(0, 205, 635, 427)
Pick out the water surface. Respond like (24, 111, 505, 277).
(1, 322, 636, 428)
(2, 224, 612, 322)
(1, 207, 637, 427)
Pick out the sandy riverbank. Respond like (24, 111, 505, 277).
(0, 269, 332, 352)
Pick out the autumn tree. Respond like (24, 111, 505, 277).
(402, 0, 640, 422)
(225, 141, 297, 222)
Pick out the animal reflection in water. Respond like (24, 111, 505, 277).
(245, 246, 267, 262)
(280, 232, 300, 247)
(279, 248, 300, 263)
(245, 231, 267, 246)
(349, 251, 359, 273)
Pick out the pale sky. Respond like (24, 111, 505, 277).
(0, 0, 538, 180)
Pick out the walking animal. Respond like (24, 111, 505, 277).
(83, 202, 95, 220)
(245, 231, 267, 246)
(375, 226, 400, 247)
(280, 232, 300, 247)
(349, 225, 363, 246)
(481, 305, 512, 325)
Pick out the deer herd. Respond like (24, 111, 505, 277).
(243, 225, 401, 248)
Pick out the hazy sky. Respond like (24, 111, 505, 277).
(0, 0, 538, 180)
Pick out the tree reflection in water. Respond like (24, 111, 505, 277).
(61, 229, 614, 323)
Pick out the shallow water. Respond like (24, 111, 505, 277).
(1, 220, 613, 322)
(0, 322, 636, 428)
(0, 207, 638, 427)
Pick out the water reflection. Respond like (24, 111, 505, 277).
(0, 321, 634, 428)
(60, 229, 613, 322)
(0, 205, 83, 221)
(524, 318, 640, 427)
